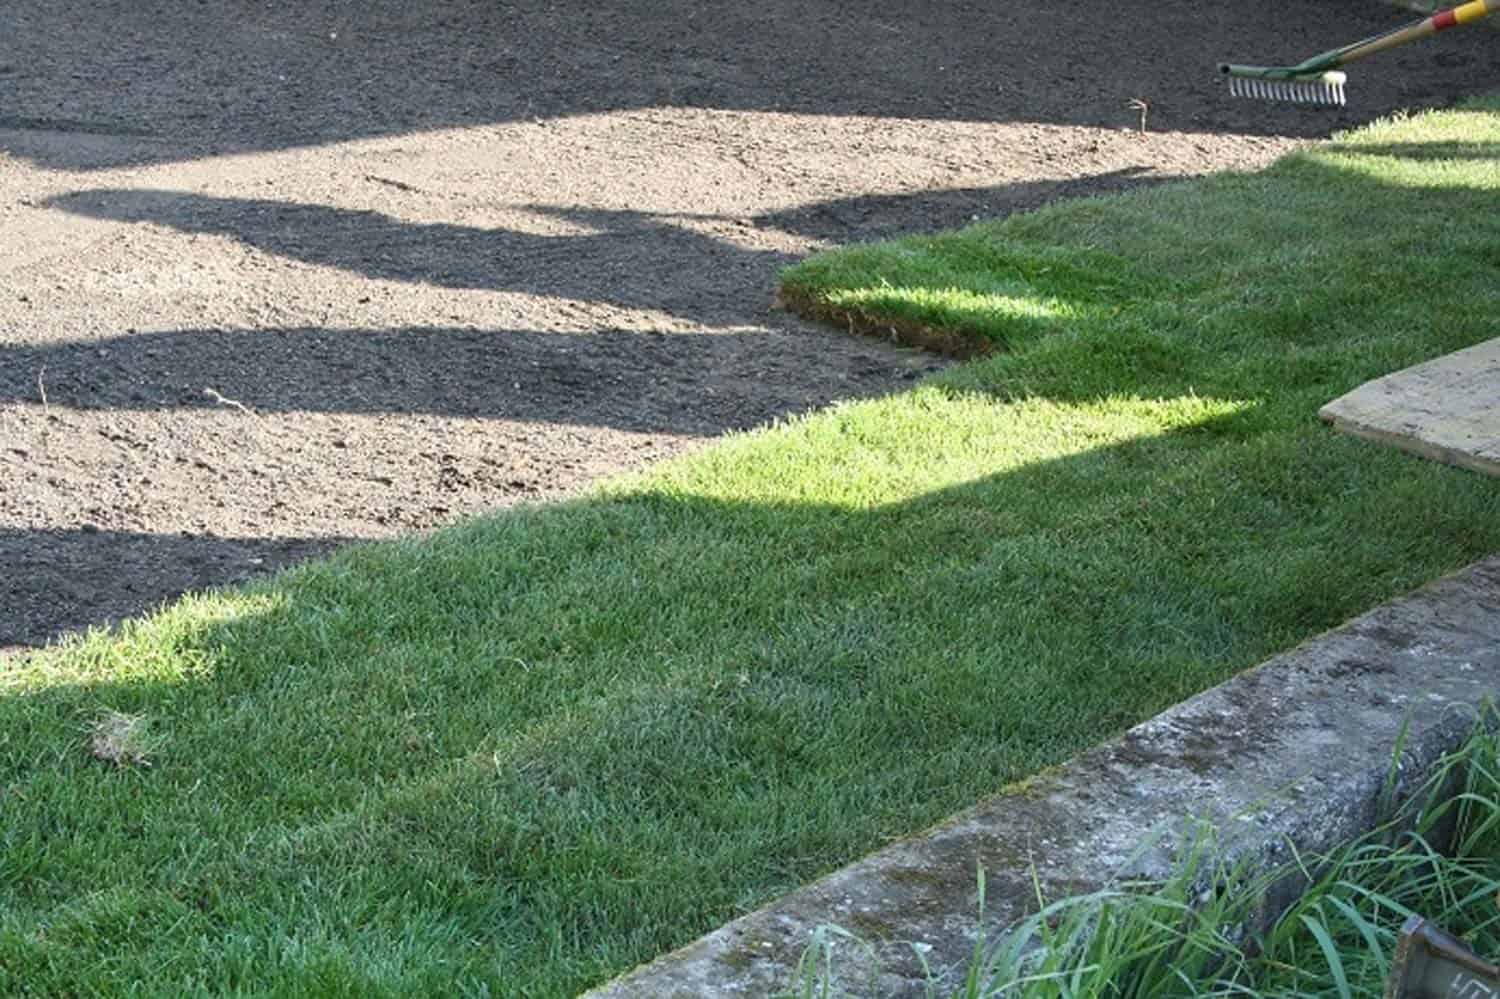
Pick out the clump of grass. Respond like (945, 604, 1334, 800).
(794, 724, 1500, 998)
(87, 710, 151, 768)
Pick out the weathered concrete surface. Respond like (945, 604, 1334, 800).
(587, 556, 1500, 998)
(1320, 338, 1500, 479)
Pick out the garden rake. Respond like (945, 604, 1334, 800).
(1221, 0, 1493, 106)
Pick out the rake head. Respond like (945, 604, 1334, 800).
(1220, 66, 1348, 106)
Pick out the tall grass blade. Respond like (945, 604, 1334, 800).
(1299, 910, 1353, 999)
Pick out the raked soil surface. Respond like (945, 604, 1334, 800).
(1, 0, 1492, 652)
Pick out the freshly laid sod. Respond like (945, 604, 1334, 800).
(5, 101, 1500, 996)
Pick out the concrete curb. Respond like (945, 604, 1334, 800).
(587, 555, 1500, 997)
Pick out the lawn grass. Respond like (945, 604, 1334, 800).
(5, 100, 1500, 997)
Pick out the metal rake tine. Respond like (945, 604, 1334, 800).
(1225, 69, 1348, 105)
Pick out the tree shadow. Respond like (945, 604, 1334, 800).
(1335, 140, 1500, 161)
(3, 0, 1493, 169)
(0, 526, 346, 651)
(46, 190, 783, 326)
(0, 324, 937, 431)
(42, 168, 1171, 324)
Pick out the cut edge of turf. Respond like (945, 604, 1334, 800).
(774, 284, 1001, 359)
(775, 96, 1500, 357)
(772, 198, 1187, 359)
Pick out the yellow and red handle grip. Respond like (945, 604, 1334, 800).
(1339, 0, 1493, 65)
(1222, 0, 1492, 83)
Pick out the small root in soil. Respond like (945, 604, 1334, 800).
(204, 386, 259, 419)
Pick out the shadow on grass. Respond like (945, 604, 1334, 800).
(3, 393, 1497, 995)
(1339, 140, 1500, 161)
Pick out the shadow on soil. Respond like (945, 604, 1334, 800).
(2, 0, 1494, 169)
(750, 167, 1163, 243)
(3, 401, 1498, 995)
(46, 190, 787, 325)
(0, 527, 344, 650)
(43, 169, 1172, 325)
(13, 162, 1187, 652)
(12, 151, 1497, 655)
(0, 324, 930, 432)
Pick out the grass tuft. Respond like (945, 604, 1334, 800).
(796, 722, 1500, 999)
(87, 710, 151, 769)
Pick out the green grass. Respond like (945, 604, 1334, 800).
(4, 100, 1500, 996)
(795, 723, 1500, 999)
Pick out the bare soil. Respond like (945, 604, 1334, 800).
(1, 0, 1492, 652)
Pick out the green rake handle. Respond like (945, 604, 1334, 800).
(1222, 0, 1494, 80)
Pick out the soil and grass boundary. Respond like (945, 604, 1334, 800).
(4, 102, 1500, 996)
(779, 97, 1500, 362)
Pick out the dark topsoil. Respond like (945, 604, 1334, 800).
(0, 1, 1493, 652)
